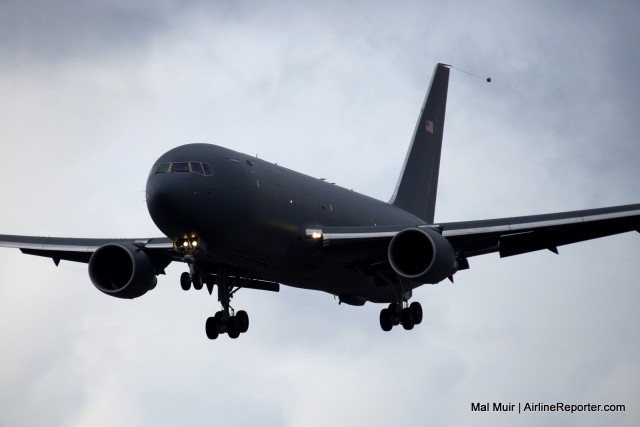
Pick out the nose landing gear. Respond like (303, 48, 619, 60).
(179, 270, 204, 291)
(175, 234, 205, 292)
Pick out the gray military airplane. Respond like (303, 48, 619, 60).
(1, 63, 639, 339)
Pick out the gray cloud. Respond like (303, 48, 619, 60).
(1, 1, 639, 426)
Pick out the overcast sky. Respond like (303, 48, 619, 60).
(1, 1, 639, 426)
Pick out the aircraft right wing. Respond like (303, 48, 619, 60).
(0, 235, 174, 266)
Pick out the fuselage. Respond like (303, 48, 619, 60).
(145, 143, 426, 302)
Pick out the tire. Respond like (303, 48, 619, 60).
(236, 310, 249, 333)
(410, 301, 423, 325)
(214, 311, 226, 333)
(401, 307, 414, 330)
(180, 272, 191, 291)
(205, 317, 219, 339)
(379, 308, 393, 332)
(227, 316, 240, 339)
(193, 273, 204, 290)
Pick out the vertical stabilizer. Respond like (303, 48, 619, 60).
(389, 63, 450, 223)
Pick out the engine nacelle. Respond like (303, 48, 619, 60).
(88, 243, 157, 299)
(388, 227, 457, 284)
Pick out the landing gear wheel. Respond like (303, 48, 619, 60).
(227, 316, 240, 339)
(180, 272, 191, 291)
(236, 310, 249, 333)
(401, 307, 415, 330)
(205, 317, 219, 340)
(410, 301, 423, 325)
(192, 273, 204, 291)
(379, 308, 393, 331)
(214, 311, 226, 333)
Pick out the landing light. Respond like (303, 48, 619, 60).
(174, 233, 200, 256)
(306, 229, 323, 240)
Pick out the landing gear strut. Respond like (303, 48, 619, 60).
(379, 301, 423, 332)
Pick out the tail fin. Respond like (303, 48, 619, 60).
(389, 63, 450, 223)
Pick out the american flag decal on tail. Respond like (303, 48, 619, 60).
(425, 120, 434, 134)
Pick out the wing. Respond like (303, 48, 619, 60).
(441, 203, 640, 258)
(0, 234, 174, 267)
(311, 203, 640, 269)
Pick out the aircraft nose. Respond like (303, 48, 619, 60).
(146, 174, 188, 234)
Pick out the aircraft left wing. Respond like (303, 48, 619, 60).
(0, 235, 174, 266)
(310, 203, 640, 269)
(441, 203, 640, 259)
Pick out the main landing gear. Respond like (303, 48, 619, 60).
(205, 309, 249, 340)
(379, 301, 423, 332)
(205, 270, 249, 340)
(179, 268, 250, 340)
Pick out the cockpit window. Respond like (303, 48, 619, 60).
(171, 162, 190, 172)
(152, 161, 213, 176)
(154, 162, 170, 173)
(190, 161, 204, 175)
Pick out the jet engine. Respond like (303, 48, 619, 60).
(387, 227, 457, 284)
(88, 243, 157, 299)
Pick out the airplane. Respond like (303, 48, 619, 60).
(1, 63, 639, 340)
